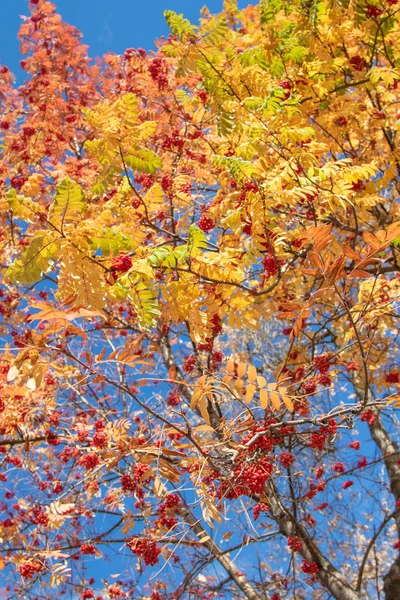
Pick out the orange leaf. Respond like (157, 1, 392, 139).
(363, 231, 380, 250)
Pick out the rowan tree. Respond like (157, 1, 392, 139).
(1, 0, 400, 598)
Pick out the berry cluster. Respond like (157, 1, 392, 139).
(223, 456, 274, 498)
(342, 480, 354, 489)
(135, 174, 154, 190)
(253, 502, 269, 520)
(301, 560, 319, 575)
(313, 354, 331, 374)
(360, 409, 377, 425)
(78, 452, 100, 470)
(287, 536, 302, 552)
(349, 56, 367, 71)
(280, 452, 295, 469)
(279, 79, 293, 100)
(365, 4, 383, 18)
(198, 214, 214, 232)
(80, 543, 97, 555)
(161, 131, 185, 153)
(148, 58, 168, 90)
(120, 463, 152, 499)
(19, 560, 45, 579)
(127, 537, 161, 565)
(111, 254, 133, 273)
(386, 371, 399, 384)
(167, 390, 181, 407)
(335, 116, 347, 127)
(108, 584, 127, 598)
(182, 355, 197, 373)
(156, 493, 181, 529)
(333, 462, 345, 474)
(262, 253, 279, 278)
(30, 507, 49, 526)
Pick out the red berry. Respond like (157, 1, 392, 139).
(111, 254, 133, 273)
(335, 116, 348, 127)
(350, 56, 367, 71)
(349, 441, 360, 450)
(198, 214, 214, 232)
(386, 371, 399, 384)
(365, 4, 383, 18)
(342, 480, 354, 489)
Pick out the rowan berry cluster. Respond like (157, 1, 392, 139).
(135, 173, 154, 190)
(287, 536, 302, 552)
(252, 502, 268, 520)
(30, 507, 48, 526)
(108, 584, 126, 598)
(182, 355, 197, 373)
(222, 456, 274, 498)
(360, 409, 377, 425)
(280, 452, 295, 468)
(156, 493, 181, 529)
(19, 560, 45, 579)
(80, 591, 95, 599)
(342, 480, 354, 489)
(167, 390, 181, 407)
(365, 4, 383, 18)
(80, 543, 97, 555)
(313, 354, 331, 374)
(386, 371, 399, 384)
(262, 253, 279, 277)
(350, 56, 367, 71)
(198, 214, 214, 232)
(110, 255, 133, 273)
(148, 58, 168, 90)
(301, 560, 319, 575)
(127, 537, 161, 565)
(78, 453, 100, 470)
(120, 463, 152, 498)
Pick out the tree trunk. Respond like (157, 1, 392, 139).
(266, 483, 360, 600)
(369, 414, 400, 600)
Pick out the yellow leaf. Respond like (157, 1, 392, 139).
(237, 362, 247, 377)
(257, 375, 267, 387)
(199, 396, 211, 425)
(282, 394, 294, 412)
(226, 359, 235, 373)
(191, 388, 202, 410)
(234, 378, 244, 395)
(270, 391, 281, 410)
(245, 383, 256, 403)
(194, 425, 215, 432)
(248, 364, 257, 383)
(260, 388, 269, 409)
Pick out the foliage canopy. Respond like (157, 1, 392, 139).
(1, 0, 400, 599)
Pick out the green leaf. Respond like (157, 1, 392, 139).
(91, 230, 134, 257)
(164, 10, 197, 41)
(5, 233, 59, 284)
(124, 149, 162, 175)
(7, 189, 42, 223)
(49, 177, 86, 226)
(185, 224, 208, 259)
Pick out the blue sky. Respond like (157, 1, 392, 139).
(0, 0, 247, 81)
